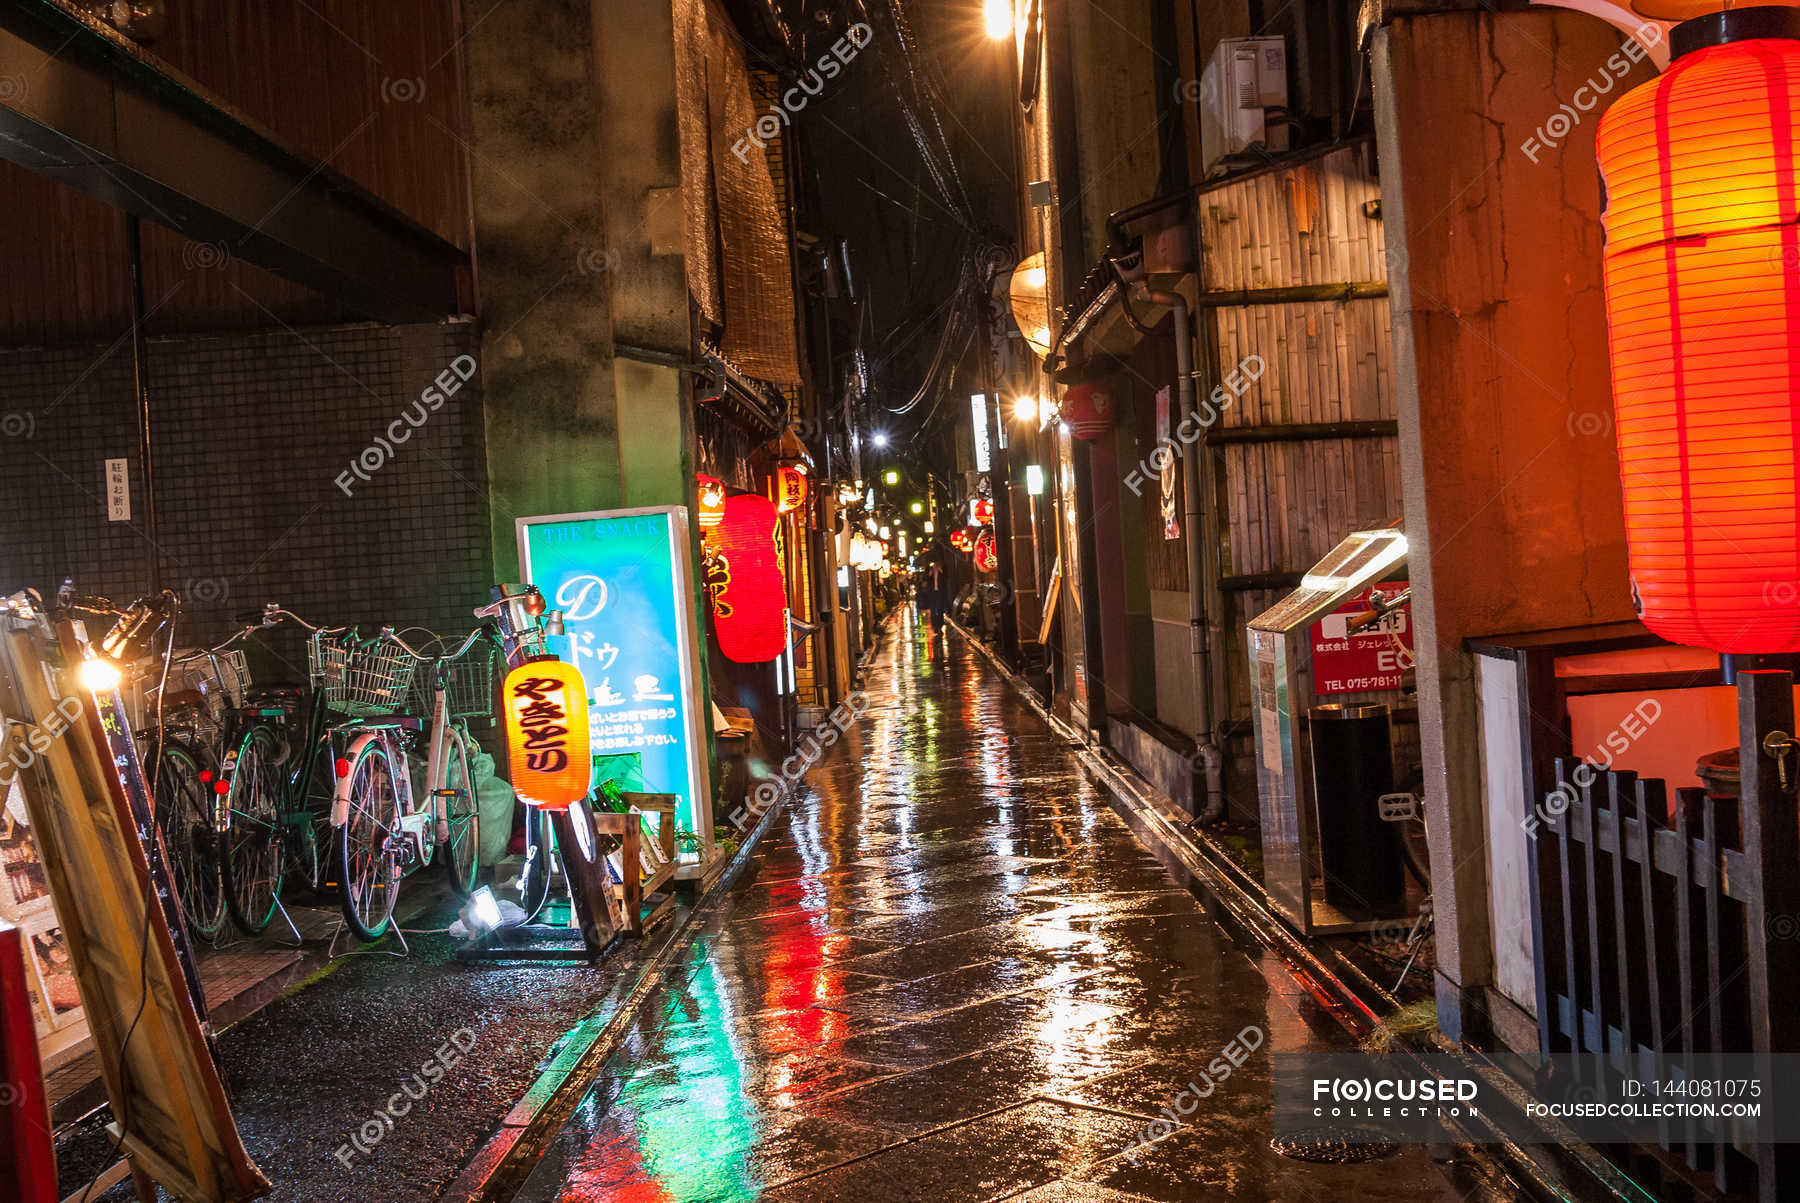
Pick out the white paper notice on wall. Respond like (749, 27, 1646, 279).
(105, 458, 130, 522)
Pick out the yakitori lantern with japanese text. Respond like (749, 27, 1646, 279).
(775, 463, 810, 514)
(1061, 381, 1115, 441)
(708, 493, 788, 662)
(502, 660, 590, 810)
(696, 475, 727, 529)
(1598, 12, 1800, 652)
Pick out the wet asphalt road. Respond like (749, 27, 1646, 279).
(509, 617, 1518, 1202)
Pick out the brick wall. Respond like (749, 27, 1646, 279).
(0, 320, 492, 672)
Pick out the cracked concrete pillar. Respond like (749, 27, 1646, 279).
(1371, 8, 1653, 1043)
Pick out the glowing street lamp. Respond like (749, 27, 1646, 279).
(983, 0, 1012, 40)
(909, 500, 923, 515)
(883, 469, 900, 486)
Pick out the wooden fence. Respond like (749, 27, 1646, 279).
(1531, 670, 1800, 1202)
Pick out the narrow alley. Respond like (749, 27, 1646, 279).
(5, 3, 1794, 1201)
(509, 615, 1514, 1202)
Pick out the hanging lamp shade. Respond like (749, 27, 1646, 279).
(1597, 10, 1800, 653)
(707, 493, 788, 662)
(1008, 252, 1052, 356)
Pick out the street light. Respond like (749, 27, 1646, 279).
(883, 469, 900, 486)
(910, 500, 923, 515)
(870, 431, 890, 448)
(983, 0, 1012, 40)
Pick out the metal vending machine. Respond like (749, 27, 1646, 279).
(1246, 528, 1421, 936)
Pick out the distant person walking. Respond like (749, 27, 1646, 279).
(918, 539, 948, 635)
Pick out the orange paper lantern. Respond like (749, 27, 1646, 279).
(709, 493, 788, 662)
(696, 474, 727, 529)
(502, 660, 590, 810)
(1599, 14, 1800, 652)
(775, 463, 810, 514)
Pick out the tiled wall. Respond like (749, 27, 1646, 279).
(0, 321, 492, 673)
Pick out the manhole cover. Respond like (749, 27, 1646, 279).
(1270, 1126, 1397, 1163)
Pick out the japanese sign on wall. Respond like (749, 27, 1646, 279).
(518, 507, 711, 839)
(1308, 584, 1413, 694)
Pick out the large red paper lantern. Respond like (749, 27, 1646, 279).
(1061, 381, 1115, 441)
(1598, 14, 1800, 653)
(707, 493, 787, 662)
(502, 660, 590, 810)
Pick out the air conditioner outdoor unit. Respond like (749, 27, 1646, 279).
(1199, 36, 1289, 175)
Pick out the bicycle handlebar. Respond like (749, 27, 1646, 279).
(379, 624, 490, 663)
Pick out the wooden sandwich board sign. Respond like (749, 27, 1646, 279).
(0, 598, 268, 1201)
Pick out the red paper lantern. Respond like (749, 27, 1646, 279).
(949, 528, 971, 552)
(502, 660, 590, 810)
(1599, 18, 1800, 652)
(1061, 381, 1115, 441)
(707, 493, 788, 662)
(973, 530, 998, 572)
(971, 497, 994, 524)
(774, 463, 810, 514)
(696, 474, 727, 529)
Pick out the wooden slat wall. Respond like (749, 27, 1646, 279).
(1198, 144, 1399, 585)
(1193, 145, 1403, 728)
(0, 0, 471, 344)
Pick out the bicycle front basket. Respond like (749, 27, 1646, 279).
(309, 632, 418, 717)
(407, 639, 498, 722)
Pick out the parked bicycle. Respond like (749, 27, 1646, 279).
(325, 622, 495, 941)
(56, 587, 236, 943)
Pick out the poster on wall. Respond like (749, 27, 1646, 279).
(517, 507, 712, 855)
(1157, 386, 1179, 541)
(0, 778, 88, 1057)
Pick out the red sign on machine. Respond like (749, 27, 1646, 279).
(1309, 584, 1413, 694)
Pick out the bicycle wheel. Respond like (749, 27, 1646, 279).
(286, 738, 335, 894)
(438, 728, 481, 898)
(221, 726, 284, 936)
(334, 739, 403, 941)
(517, 803, 552, 925)
(155, 740, 226, 942)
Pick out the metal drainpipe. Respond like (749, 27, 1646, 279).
(1136, 284, 1224, 823)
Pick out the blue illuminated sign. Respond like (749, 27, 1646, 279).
(517, 507, 710, 838)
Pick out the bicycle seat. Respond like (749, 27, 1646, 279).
(161, 689, 207, 710)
